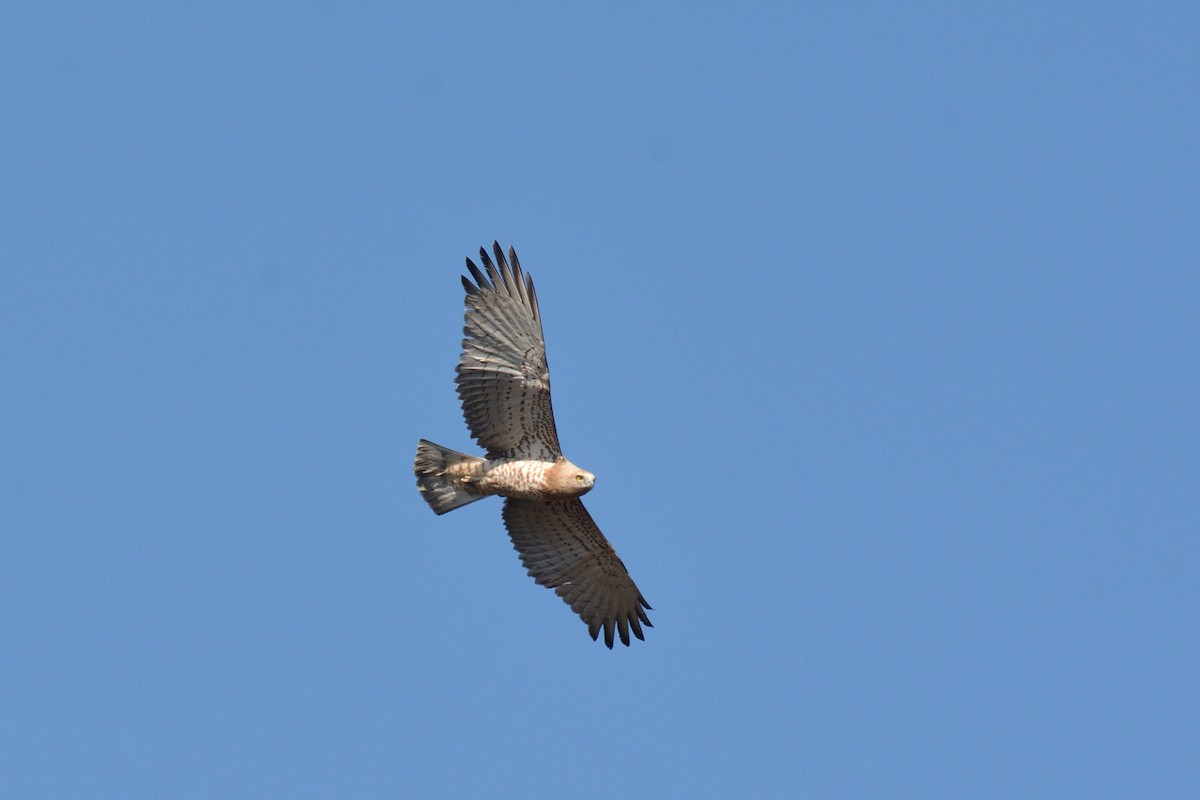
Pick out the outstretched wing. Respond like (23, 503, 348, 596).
(456, 243, 562, 460)
(502, 498, 652, 648)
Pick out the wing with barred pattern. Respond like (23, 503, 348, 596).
(503, 498, 652, 648)
(456, 243, 562, 461)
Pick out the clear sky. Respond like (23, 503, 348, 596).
(3, 3, 1197, 798)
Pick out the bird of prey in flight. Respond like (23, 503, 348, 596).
(414, 243, 652, 648)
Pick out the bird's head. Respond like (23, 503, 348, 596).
(549, 458, 595, 497)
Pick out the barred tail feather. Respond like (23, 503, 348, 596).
(414, 439, 486, 514)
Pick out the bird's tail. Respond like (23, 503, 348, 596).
(414, 439, 487, 515)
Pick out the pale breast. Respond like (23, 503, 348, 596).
(479, 459, 555, 500)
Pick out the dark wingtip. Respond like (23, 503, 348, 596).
(618, 617, 631, 647)
(478, 244, 502, 286)
(507, 245, 524, 285)
(463, 257, 487, 293)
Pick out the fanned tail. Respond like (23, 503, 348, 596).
(414, 439, 486, 514)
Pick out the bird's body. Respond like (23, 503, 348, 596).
(414, 243, 652, 648)
(416, 441, 594, 505)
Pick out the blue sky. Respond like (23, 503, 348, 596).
(3, 3, 1197, 797)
